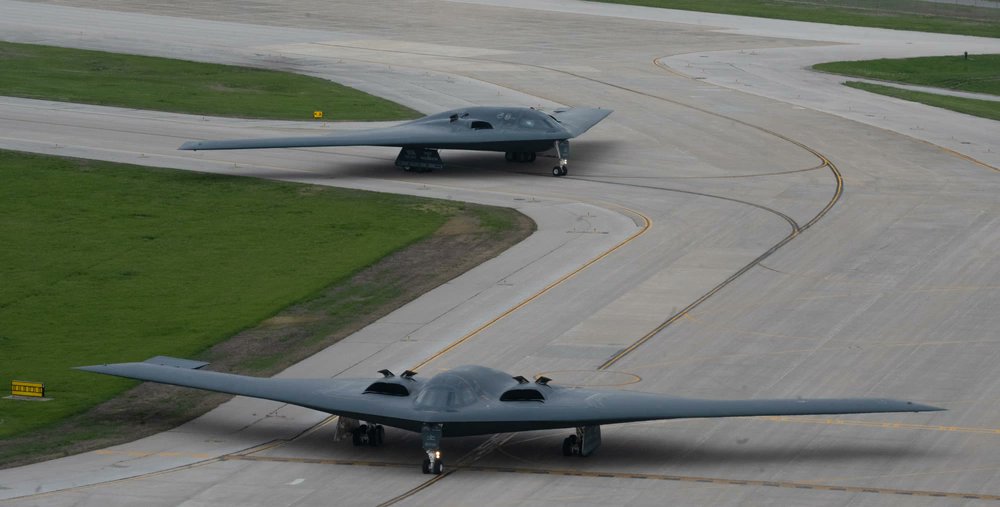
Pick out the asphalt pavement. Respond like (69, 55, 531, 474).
(1, 1, 998, 505)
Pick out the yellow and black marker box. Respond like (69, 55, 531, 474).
(11, 380, 45, 398)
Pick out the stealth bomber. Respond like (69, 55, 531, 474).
(179, 106, 612, 176)
(77, 356, 943, 474)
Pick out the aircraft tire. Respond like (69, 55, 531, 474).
(562, 435, 577, 456)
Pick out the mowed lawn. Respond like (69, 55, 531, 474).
(814, 54, 1000, 121)
(814, 54, 1000, 95)
(590, 0, 1000, 38)
(0, 41, 419, 121)
(0, 150, 457, 438)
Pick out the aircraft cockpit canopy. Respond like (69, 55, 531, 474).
(413, 372, 482, 411)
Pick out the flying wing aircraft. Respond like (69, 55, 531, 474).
(77, 357, 942, 474)
(179, 106, 611, 177)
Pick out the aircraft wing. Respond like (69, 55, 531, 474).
(178, 107, 612, 151)
(75, 357, 424, 428)
(77, 358, 942, 437)
(461, 388, 940, 425)
(177, 124, 518, 151)
(548, 108, 614, 138)
(420, 388, 942, 436)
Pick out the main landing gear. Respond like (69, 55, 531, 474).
(350, 422, 385, 447)
(504, 151, 536, 163)
(561, 425, 602, 457)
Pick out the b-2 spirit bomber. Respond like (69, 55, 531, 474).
(180, 106, 612, 176)
(78, 357, 943, 475)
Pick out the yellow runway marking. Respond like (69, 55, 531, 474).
(412, 205, 651, 372)
(654, 56, 1000, 176)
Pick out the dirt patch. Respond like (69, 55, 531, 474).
(0, 204, 534, 469)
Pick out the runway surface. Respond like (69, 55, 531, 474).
(1, 0, 999, 505)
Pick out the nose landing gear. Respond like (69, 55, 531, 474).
(422, 449, 444, 475)
(551, 139, 569, 177)
(420, 423, 445, 474)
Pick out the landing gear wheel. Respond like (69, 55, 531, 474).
(432, 460, 444, 474)
(422, 458, 431, 474)
(562, 434, 578, 456)
(560, 166, 568, 176)
(552, 166, 563, 177)
(366, 424, 382, 447)
(375, 425, 385, 446)
(352, 424, 370, 446)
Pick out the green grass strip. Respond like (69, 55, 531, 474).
(815, 54, 1000, 95)
(0, 150, 459, 438)
(589, 0, 1000, 38)
(844, 81, 1000, 121)
(0, 41, 419, 121)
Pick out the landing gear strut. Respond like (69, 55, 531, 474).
(561, 425, 601, 456)
(551, 140, 569, 177)
(421, 423, 444, 474)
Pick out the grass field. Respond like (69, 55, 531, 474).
(814, 54, 1000, 120)
(590, 0, 1000, 38)
(844, 81, 1000, 121)
(814, 54, 1000, 95)
(0, 150, 462, 439)
(0, 41, 419, 121)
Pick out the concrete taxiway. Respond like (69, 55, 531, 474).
(1, 0, 999, 505)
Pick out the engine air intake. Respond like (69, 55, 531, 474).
(500, 388, 545, 402)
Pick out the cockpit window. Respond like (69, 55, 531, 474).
(518, 113, 557, 130)
(413, 373, 480, 411)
